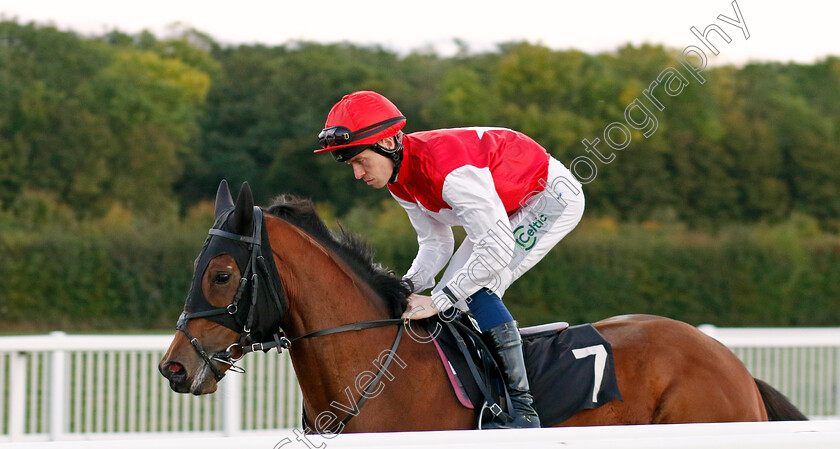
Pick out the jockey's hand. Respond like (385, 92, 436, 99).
(402, 294, 440, 320)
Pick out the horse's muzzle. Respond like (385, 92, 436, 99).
(159, 361, 191, 393)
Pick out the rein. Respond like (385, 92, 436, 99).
(239, 318, 405, 355)
(177, 206, 406, 431)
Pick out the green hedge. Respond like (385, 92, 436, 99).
(1, 224, 199, 332)
(349, 205, 840, 328)
(2, 214, 839, 332)
(503, 234, 840, 327)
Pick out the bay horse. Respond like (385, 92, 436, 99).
(159, 181, 805, 432)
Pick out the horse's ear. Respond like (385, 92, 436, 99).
(230, 182, 254, 235)
(215, 179, 235, 219)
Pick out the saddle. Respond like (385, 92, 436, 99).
(421, 314, 622, 427)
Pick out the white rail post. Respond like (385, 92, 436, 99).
(50, 331, 67, 440)
(223, 370, 243, 436)
(8, 351, 26, 441)
(836, 346, 840, 416)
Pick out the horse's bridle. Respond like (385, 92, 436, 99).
(176, 206, 405, 432)
(176, 207, 287, 381)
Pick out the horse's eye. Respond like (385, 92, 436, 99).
(214, 273, 231, 284)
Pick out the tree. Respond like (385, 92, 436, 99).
(75, 49, 210, 214)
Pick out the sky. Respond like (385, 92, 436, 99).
(0, 0, 838, 66)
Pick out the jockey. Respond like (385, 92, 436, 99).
(315, 91, 585, 429)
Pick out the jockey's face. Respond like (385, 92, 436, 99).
(345, 143, 395, 189)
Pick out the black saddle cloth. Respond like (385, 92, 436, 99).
(423, 316, 623, 426)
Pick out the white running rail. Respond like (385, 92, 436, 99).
(3, 421, 840, 449)
(0, 332, 300, 442)
(1, 326, 839, 442)
(699, 325, 840, 419)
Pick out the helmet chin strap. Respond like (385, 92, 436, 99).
(387, 148, 403, 183)
(369, 134, 404, 183)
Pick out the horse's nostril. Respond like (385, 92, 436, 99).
(161, 361, 187, 381)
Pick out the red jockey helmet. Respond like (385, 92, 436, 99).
(315, 91, 406, 159)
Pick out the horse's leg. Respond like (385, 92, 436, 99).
(558, 315, 767, 426)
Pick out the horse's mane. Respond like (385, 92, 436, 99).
(265, 194, 410, 319)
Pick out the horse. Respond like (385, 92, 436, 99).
(159, 181, 806, 433)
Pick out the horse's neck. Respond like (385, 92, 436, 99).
(265, 217, 397, 411)
(264, 217, 473, 432)
(266, 217, 388, 333)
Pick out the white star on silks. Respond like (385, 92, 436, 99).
(467, 127, 506, 139)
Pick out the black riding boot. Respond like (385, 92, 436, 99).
(483, 321, 541, 429)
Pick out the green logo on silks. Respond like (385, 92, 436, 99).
(514, 214, 548, 250)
